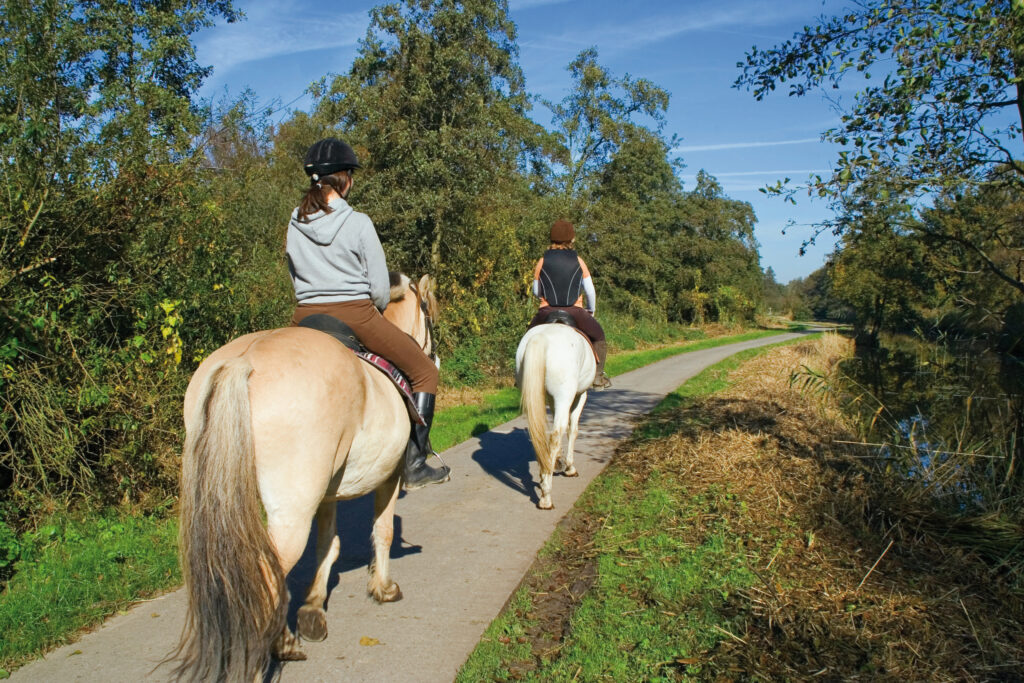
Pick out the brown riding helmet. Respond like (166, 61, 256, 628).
(550, 219, 575, 244)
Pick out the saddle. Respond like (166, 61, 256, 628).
(537, 310, 599, 363)
(297, 314, 425, 425)
(541, 309, 577, 327)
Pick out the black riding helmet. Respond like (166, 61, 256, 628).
(303, 137, 361, 179)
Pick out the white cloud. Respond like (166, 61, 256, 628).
(195, 2, 369, 76)
(675, 137, 821, 152)
(521, 1, 815, 54)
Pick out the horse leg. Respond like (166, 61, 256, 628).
(549, 393, 565, 474)
(563, 391, 587, 478)
(296, 501, 340, 642)
(541, 394, 570, 510)
(538, 463, 555, 510)
(267, 518, 315, 661)
(368, 473, 403, 602)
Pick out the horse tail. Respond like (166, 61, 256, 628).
(521, 334, 554, 474)
(171, 356, 287, 682)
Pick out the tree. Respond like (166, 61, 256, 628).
(917, 178, 1024, 344)
(313, 0, 543, 273)
(586, 125, 685, 318)
(546, 47, 670, 205)
(738, 0, 1023, 195)
(0, 0, 239, 516)
(763, 267, 789, 314)
(735, 1, 1024, 272)
(676, 172, 763, 323)
(830, 199, 933, 342)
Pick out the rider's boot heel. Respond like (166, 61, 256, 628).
(403, 392, 451, 490)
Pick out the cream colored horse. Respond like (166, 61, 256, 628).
(515, 323, 596, 510)
(171, 274, 437, 682)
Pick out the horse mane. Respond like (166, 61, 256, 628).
(418, 274, 439, 321)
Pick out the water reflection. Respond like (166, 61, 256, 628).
(837, 334, 1024, 503)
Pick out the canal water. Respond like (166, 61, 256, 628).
(835, 334, 1024, 507)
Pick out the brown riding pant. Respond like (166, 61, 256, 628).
(292, 299, 439, 394)
(527, 306, 605, 343)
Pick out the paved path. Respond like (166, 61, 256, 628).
(12, 332, 807, 682)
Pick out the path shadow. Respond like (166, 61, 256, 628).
(283, 493, 422, 630)
(467, 386, 670, 501)
(470, 427, 540, 506)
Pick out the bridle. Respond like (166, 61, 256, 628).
(408, 281, 437, 362)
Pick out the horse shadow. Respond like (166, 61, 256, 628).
(283, 492, 422, 629)
(470, 426, 541, 506)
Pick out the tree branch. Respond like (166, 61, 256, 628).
(923, 228, 1024, 297)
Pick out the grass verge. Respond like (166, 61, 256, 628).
(0, 511, 180, 676)
(458, 331, 1024, 680)
(457, 335, 813, 682)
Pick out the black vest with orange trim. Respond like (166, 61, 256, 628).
(538, 249, 583, 307)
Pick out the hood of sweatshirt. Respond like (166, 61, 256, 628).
(289, 198, 355, 246)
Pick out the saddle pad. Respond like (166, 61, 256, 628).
(355, 351, 426, 426)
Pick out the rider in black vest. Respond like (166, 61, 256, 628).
(528, 220, 612, 389)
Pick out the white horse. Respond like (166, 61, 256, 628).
(515, 323, 597, 510)
(171, 274, 437, 682)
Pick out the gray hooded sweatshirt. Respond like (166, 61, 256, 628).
(286, 197, 391, 310)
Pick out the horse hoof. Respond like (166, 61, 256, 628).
(274, 631, 307, 661)
(277, 648, 308, 662)
(297, 606, 328, 642)
(564, 467, 578, 477)
(372, 582, 403, 603)
(272, 630, 303, 663)
(537, 500, 554, 510)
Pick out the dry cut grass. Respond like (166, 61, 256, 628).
(620, 333, 1024, 680)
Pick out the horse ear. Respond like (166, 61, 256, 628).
(417, 274, 431, 293)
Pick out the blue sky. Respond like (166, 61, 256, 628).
(194, 0, 850, 284)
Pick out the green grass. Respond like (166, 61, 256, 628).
(432, 387, 522, 452)
(601, 310, 707, 351)
(458, 473, 758, 682)
(0, 327, 791, 673)
(457, 335, 820, 682)
(0, 511, 180, 674)
(605, 329, 785, 377)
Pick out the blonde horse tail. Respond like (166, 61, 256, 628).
(171, 357, 287, 682)
(521, 334, 554, 474)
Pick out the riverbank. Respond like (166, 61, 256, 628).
(459, 333, 1024, 680)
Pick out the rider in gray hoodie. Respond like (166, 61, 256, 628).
(286, 196, 390, 310)
(287, 137, 449, 490)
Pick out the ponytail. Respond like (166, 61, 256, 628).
(296, 171, 352, 222)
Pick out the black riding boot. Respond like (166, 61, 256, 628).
(403, 393, 451, 490)
(592, 340, 612, 389)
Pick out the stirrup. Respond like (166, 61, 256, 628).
(592, 373, 612, 390)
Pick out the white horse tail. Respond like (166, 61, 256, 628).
(172, 356, 287, 682)
(521, 334, 555, 474)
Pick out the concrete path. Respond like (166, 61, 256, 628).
(12, 332, 806, 682)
